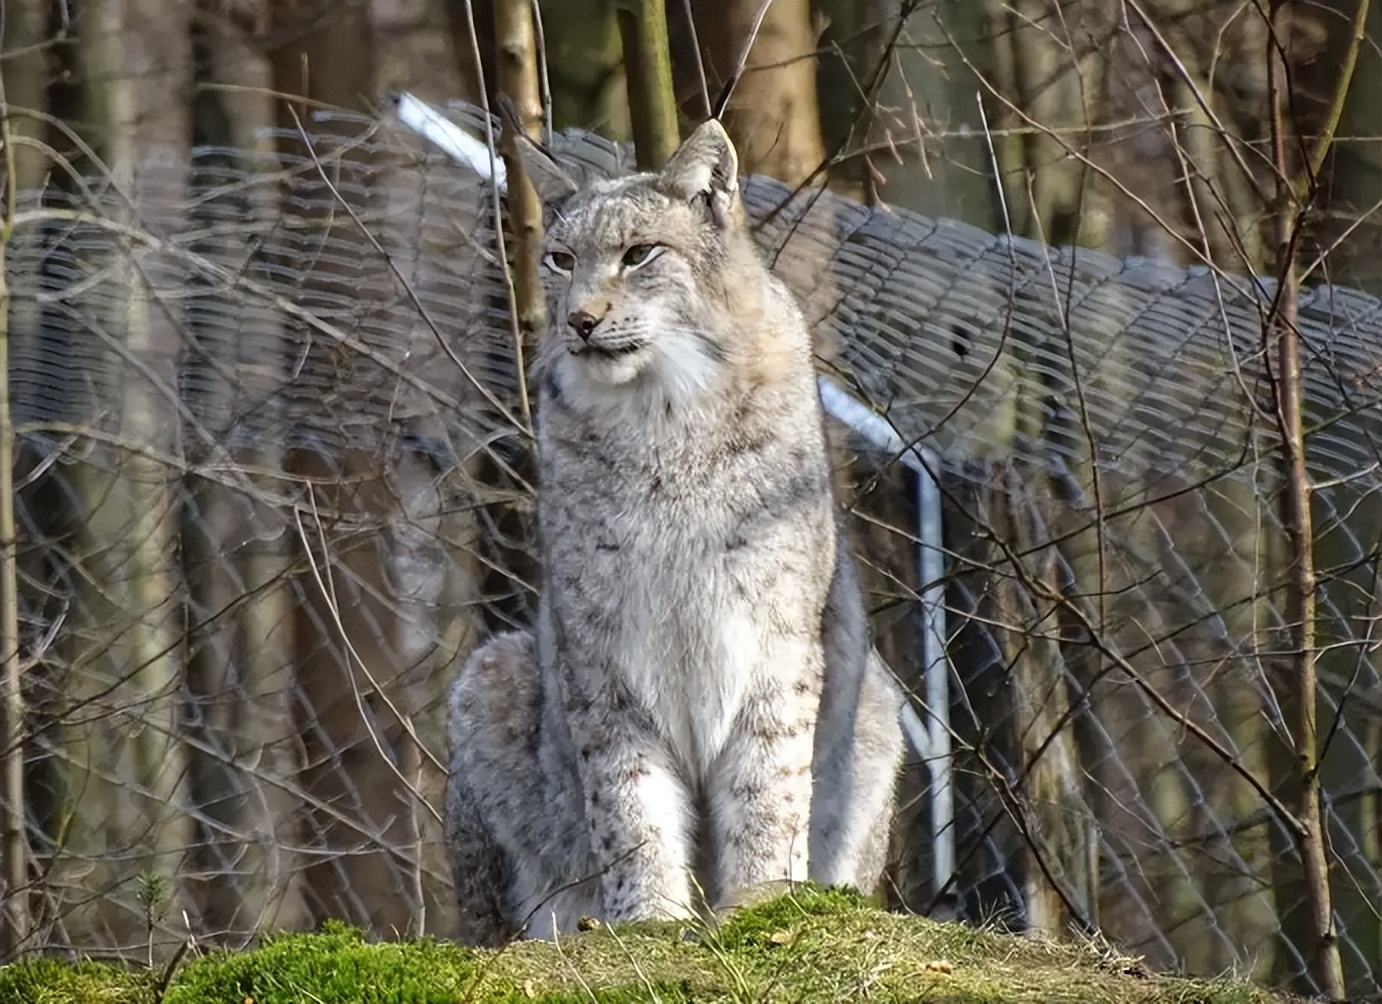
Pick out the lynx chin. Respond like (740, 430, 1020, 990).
(445, 119, 903, 945)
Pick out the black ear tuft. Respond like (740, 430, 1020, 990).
(513, 133, 580, 207)
(499, 97, 578, 207)
(657, 119, 739, 221)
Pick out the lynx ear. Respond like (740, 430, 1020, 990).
(512, 131, 579, 206)
(658, 119, 739, 212)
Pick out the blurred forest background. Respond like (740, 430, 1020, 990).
(0, 0, 1379, 999)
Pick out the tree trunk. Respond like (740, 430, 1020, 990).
(495, 0, 547, 356)
(53, 0, 194, 950)
(543, 0, 629, 135)
(179, 0, 310, 941)
(689, 0, 825, 184)
(266, 0, 486, 936)
(619, 0, 679, 168)
(998, 474, 1098, 938)
(1, 0, 52, 952)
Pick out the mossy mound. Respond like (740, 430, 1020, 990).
(0, 886, 1301, 1004)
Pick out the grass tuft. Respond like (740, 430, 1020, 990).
(0, 956, 156, 1004)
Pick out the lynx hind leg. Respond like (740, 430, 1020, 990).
(809, 648, 904, 892)
(446, 631, 594, 943)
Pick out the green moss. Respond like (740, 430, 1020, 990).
(164, 920, 496, 1004)
(710, 883, 871, 952)
(1, 888, 1307, 1004)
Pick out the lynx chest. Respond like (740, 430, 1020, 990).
(541, 425, 836, 771)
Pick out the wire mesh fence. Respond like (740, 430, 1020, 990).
(2, 106, 1378, 997)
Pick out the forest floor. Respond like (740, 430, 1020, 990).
(0, 885, 1306, 1004)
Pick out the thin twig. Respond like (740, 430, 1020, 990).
(529, 0, 554, 142)
(1305, 0, 1370, 182)
(681, 0, 712, 120)
(711, 0, 776, 120)
(461, 0, 538, 436)
(1262, 2, 1347, 995)
(494, 0, 546, 429)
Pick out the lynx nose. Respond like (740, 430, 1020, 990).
(567, 309, 601, 341)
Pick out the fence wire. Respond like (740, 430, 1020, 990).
(2, 107, 1378, 996)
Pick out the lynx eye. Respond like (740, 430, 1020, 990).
(621, 243, 662, 269)
(544, 250, 576, 275)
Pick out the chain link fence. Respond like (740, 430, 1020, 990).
(2, 107, 1378, 997)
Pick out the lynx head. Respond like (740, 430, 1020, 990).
(520, 121, 771, 406)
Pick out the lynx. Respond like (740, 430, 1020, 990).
(445, 120, 903, 945)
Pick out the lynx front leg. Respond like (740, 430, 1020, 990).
(708, 669, 819, 903)
(572, 715, 698, 921)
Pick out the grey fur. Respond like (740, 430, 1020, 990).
(446, 120, 902, 944)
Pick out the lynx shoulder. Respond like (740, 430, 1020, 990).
(445, 120, 902, 944)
